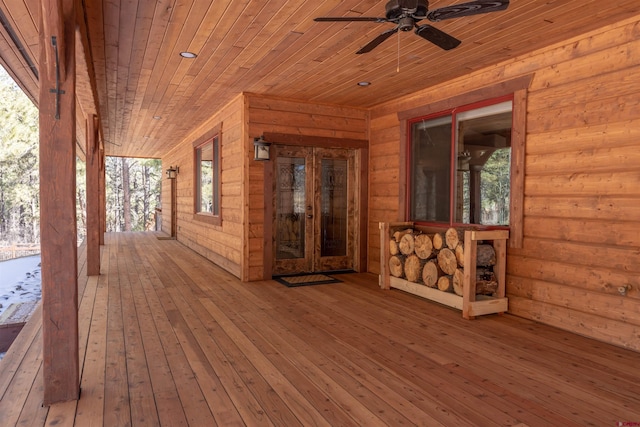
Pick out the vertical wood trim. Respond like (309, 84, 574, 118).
(509, 89, 527, 249)
(99, 148, 105, 245)
(493, 238, 507, 298)
(359, 148, 369, 272)
(170, 178, 177, 238)
(241, 96, 250, 281)
(86, 115, 100, 275)
(379, 222, 390, 289)
(263, 161, 273, 280)
(462, 231, 476, 320)
(39, 0, 79, 404)
(398, 119, 408, 221)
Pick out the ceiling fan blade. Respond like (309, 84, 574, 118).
(314, 17, 387, 23)
(427, 0, 509, 22)
(415, 25, 461, 50)
(356, 27, 399, 54)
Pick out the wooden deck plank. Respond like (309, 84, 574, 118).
(324, 276, 617, 425)
(0, 322, 44, 425)
(142, 245, 277, 426)
(103, 236, 132, 426)
(338, 292, 584, 426)
(169, 249, 437, 426)
(165, 249, 396, 425)
(199, 287, 435, 427)
(132, 239, 219, 426)
(127, 239, 191, 427)
(73, 248, 109, 426)
(339, 276, 640, 424)
(1, 232, 640, 426)
(119, 239, 161, 426)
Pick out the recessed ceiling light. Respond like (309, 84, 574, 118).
(357, 81, 371, 87)
(180, 51, 197, 58)
(153, 116, 161, 120)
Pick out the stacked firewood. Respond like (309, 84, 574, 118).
(388, 227, 498, 296)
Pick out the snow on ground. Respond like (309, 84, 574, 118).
(0, 255, 42, 360)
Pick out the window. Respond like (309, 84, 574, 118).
(194, 128, 221, 225)
(408, 96, 513, 227)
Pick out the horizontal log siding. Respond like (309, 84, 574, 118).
(369, 16, 640, 351)
(163, 95, 245, 279)
(247, 94, 368, 280)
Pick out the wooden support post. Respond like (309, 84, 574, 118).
(86, 115, 100, 275)
(170, 178, 177, 238)
(99, 147, 106, 244)
(379, 222, 390, 289)
(462, 230, 477, 320)
(39, 0, 79, 404)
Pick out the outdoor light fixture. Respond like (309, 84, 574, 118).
(180, 51, 197, 58)
(166, 165, 179, 179)
(253, 136, 271, 161)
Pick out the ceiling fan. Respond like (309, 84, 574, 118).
(314, 0, 509, 54)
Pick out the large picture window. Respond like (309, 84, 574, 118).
(194, 131, 221, 224)
(408, 96, 513, 227)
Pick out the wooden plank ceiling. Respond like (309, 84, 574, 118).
(0, 0, 639, 158)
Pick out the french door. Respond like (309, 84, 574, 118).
(273, 146, 356, 275)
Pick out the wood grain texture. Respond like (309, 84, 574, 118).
(3, 233, 640, 426)
(38, 0, 79, 405)
(368, 15, 640, 349)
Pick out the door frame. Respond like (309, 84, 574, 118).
(261, 133, 368, 280)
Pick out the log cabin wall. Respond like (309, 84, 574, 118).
(368, 15, 640, 351)
(162, 94, 245, 279)
(162, 93, 368, 282)
(245, 94, 369, 281)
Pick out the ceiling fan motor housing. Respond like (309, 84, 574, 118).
(385, 0, 429, 20)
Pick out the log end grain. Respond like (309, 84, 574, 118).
(414, 233, 433, 259)
(389, 255, 403, 278)
(437, 248, 458, 275)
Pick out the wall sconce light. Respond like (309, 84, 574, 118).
(253, 136, 271, 161)
(166, 165, 179, 179)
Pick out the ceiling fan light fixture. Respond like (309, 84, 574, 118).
(179, 51, 197, 58)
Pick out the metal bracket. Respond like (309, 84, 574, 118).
(49, 36, 65, 120)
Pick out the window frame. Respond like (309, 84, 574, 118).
(406, 94, 513, 227)
(192, 123, 222, 226)
(397, 76, 531, 248)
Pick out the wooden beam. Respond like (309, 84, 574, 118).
(39, 0, 79, 404)
(263, 132, 368, 149)
(40, 0, 66, 82)
(86, 115, 100, 276)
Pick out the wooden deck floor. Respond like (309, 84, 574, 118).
(1, 232, 639, 426)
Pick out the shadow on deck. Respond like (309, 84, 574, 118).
(1, 232, 639, 426)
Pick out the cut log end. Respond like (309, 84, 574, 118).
(414, 234, 433, 259)
(437, 275, 454, 293)
(399, 233, 415, 255)
(445, 227, 464, 250)
(422, 260, 439, 288)
(404, 254, 422, 283)
(437, 248, 457, 275)
(389, 255, 403, 278)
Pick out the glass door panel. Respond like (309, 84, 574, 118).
(273, 147, 313, 274)
(320, 158, 348, 257)
(275, 156, 306, 260)
(313, 148, 355, 272)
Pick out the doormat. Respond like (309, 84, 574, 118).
(274, 273, 342, 288)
